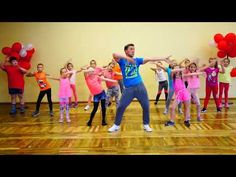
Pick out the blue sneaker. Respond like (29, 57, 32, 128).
(165, 120, 175, 126)
(20, 106, 25, 114)
(10, 109, 17, 115)
(9, 104, 17, 115)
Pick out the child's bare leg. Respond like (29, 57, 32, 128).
(10, 94, 17, 114)
(18, 94, 25, 113)
(170, 99, 178, 121)
(184, 100, 190, 121)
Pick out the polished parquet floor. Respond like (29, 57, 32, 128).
(0, 99, 236, 155)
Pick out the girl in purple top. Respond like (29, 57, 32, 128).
(200, 58, 225, 113)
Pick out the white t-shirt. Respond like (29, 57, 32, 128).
(68, 70, 77, 84)
(155, 69, 167, 82)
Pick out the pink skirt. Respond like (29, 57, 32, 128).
(175, 89, 190, 103)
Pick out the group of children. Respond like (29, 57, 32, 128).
(151, 57, 234, 127)
(0, 47, 235, 131)
(0, 56, 124, 125)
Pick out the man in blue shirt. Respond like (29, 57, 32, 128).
(108, 43, 171, 132)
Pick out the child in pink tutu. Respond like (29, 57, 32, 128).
(48, 68, 72, 123)
(65, 61, 83, 108)
(165, 65, 191, 127)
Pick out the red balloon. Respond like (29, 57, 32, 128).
(225, 33, 236, 43)
(230, 68, 236, 77)
(226, 45, 234, 53)
(217, 51, 227, 58)
(214, 33, 224, 43)
(28, 48, 35, 54)
(10, 51, 20, 60)
(11, 42, 22, 53)
(228, 48, 236, 58)
(23, 51, 33, 62)
(18, 61, 31, 70)
(227, 41, 235, 50)
(217, 40, 228, 51)
(2, 47, 12, 55)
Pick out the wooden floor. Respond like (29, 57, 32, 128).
(0, 100, 236, 155)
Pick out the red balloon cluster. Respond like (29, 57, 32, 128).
(230, 68, 236, 77)
(214, 33, 236, 58)
(1, 42, 35, 70)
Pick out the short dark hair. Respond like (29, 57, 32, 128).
(90, 60, 96, 65)
(60, 67, 66, 74)
(67, 62, 73, 68)
(185, 59, 190, 63)
(9, 57, 17, 63)
(124, 43, 134, 51)
(108, 62, 115, 66)
(37, 63, 44, 67)
(189, 62, 197, 68)
(224, 58, 230, 64)
(209, 57, 218, 68)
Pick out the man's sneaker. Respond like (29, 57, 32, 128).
(184, 120, 190, 127)
(32, 111, 40, 117)
(49, 111, 54, 117)
(108, 124, 120, 132)
(143, 124, 152, 132)
(163, 108, 168, 115)
(197, 117, 203, 122)
(217, 107, 221, 112)
(178, 109, 183, 114)
(201, 108, 207, 113)
(165, 120, 175, 126)
(84, 105, 90, 111)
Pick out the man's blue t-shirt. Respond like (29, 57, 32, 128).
(118, 58, 143, 88)
(166, 67, 173, 90)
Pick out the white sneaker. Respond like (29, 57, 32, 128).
(225, 103, 229, 108)
(108, 124, 120, 132)
(163, 108, 168, 115)
(66, 117, 71, 123)
(59, 118, 63, 123)
(84, 105, 90, 111)
(144, 124, 152, 132)
(178, 109, 183, 114)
